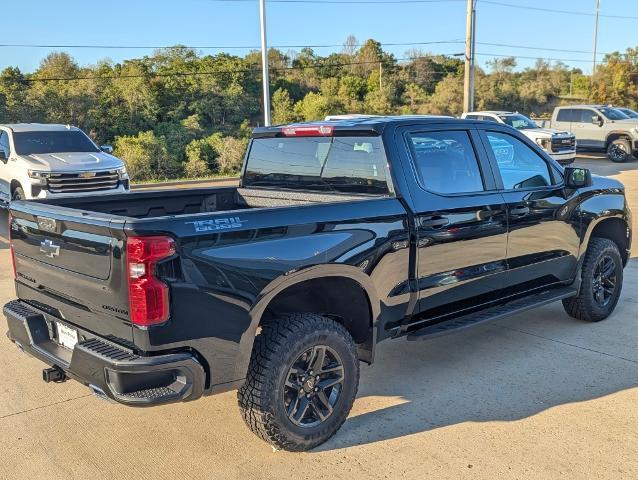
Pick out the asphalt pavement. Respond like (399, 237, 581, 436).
(1, 154, 638, 479)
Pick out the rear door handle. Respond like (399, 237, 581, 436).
(420, 216, 450, 229)
(510, 206, 530, 217)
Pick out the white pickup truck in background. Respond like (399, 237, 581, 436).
(0, 123, 129, 206)
(461, 111, 577, 165)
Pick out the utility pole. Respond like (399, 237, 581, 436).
(463, 0, 476, 112)
(591, 0, 600, 77)
(259, 0, 271, 126)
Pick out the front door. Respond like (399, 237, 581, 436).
(400, 127, 509, 322)
(572, 108, 604, 148)
(479, 128, 581, 293)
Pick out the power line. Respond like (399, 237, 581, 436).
(0, 40, 464, 50)
(480, 0, 638, 20)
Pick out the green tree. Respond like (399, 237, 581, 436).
(114, 131, 180, 181)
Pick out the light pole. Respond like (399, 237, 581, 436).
(463, 0, 476, 112)
(592, 0, 600, 77)
(259, 0, 272, 126)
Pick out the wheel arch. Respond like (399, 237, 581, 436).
(582, 215, 631, 266)
(605, 131, 632, 147)
(234, 265, 382, 381)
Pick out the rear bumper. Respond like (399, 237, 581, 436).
(3, 300, 205, 407)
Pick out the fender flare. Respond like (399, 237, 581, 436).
(605, 131, 633, 146)
(233, 264, 382, 380)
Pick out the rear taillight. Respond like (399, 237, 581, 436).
(8, 213, 16, 279)
(126, 236, 176, 327)
(281, 125, 334, 137)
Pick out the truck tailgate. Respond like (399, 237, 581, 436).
(9, 202, 133, 343)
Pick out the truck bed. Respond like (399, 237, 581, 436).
(35, 186, 383, 219)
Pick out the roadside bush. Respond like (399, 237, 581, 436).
(184, 133, 247, 178)
(114, 131, 181, 181)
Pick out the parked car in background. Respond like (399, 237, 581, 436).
(4, 116, 631, 451)
(0, 123, 129, 207)
(616, 107, 638, 119)
(461, 111, 576, 165)
(547, 105, 638, 162)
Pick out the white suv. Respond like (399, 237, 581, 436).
(461, 111, 577, 165)
(0, 123, 129, 206)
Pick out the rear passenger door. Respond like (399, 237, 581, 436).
(400, 126, 509, 321)
(479, 128, 581, 294)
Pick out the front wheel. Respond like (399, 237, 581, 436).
(607, 138, 632, 163)
(11, 186, 25, 201)
(238, 313, 359, 451)
(563, 237, 623, 322)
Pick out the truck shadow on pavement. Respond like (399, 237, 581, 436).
(318, 297, 638, 451)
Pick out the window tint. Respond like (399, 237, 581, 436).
(243, 136, 390, 195)
(485, 132, 554, 190)
(577, 109, 596, 123)
(465, 114, 480, 120)
(13, 130, 99, 155)
(408, 130, 484, 194)
(556, 108, 575, 122)
(0, 131, 9, 157)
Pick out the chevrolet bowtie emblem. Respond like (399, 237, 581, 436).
(40, 239, 60, 258)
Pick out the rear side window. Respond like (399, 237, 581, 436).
(556, 109, 575, 122)
(243, 136, 390, 195)
(408, 130, 484, 194)
(0, 131, 9, 157)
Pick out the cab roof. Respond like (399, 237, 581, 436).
(0, 123, 80, 133)
(253, 115, 480, 138)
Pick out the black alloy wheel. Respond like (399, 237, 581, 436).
(283, 345, 345, 428)
(592, 255, 617, 308)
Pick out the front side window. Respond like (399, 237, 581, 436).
(485, 132, 554, 190)
(243, 135, 390, 195)
(408, 130, 484, 194)
(577, 109, 597, 123)
(13, 130, 99, 155)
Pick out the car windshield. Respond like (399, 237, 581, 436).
(599, 107, 630, 120)
(499, 114, 538, 130)
(618, 108, 638, 118)
(243, 135, 390, 195)
(13, 130, 99, 155)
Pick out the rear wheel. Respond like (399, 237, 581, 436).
(562, 237, 623, 322)
(238, 313, 359, 451)
(607, 138, 632, 163)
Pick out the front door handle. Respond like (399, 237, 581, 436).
(420, 216, 450, 229)
(510, 206, 530, 217)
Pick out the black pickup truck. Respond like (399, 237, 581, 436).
(3, 117, 632, 451)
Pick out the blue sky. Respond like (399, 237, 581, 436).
(2, 0, 635, 74)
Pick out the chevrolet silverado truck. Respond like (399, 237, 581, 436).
(3, 116, 632, 451)
(0, 123, 129, 208)
(547, 105, 638, 162)
(461, 111, 577, 165)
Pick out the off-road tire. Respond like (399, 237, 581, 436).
(607, 138, 632, 163)
(562, 237, 623, 322)
(238, 313, 359, 451)
(11, 186, 25, 201)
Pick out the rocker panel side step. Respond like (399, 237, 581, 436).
(406, 287, 578, 341)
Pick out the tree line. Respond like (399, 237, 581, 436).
(0, 38, 636, 182)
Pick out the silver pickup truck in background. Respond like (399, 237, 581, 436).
(536, 105, 638, 163)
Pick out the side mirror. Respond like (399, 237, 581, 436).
(564, 167, 592, 189)
(100, 145, 114, 154)
(592, 114, 603, 126)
